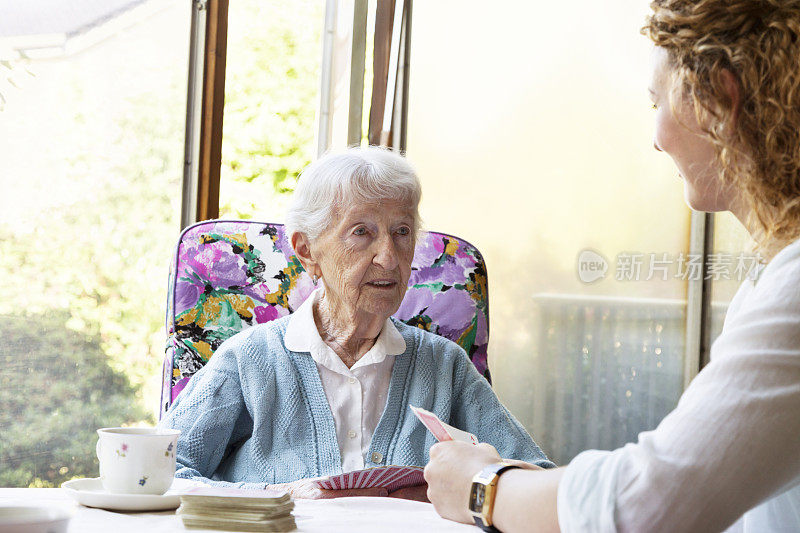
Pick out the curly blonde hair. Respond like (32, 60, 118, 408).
(643, 0, 800, 257)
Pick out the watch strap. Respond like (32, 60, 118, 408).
(480, 462, 521, 480)
(471, 462, 521, 532)
(473, 515, 500, 532)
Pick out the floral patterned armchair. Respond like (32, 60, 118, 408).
(160, 220, 491, 417)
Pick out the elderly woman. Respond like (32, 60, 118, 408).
(425, 0, 800, 531)
(161, 147, 553, 499)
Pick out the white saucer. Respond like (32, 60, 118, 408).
(61, 477, 200, 512)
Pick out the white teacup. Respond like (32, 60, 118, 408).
(96, 427, 181, 495)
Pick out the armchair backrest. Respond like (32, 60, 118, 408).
(160, 220, 491, 417)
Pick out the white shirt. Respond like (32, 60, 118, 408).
(284, 288, 406, 473)
(558, 238, 800, 532)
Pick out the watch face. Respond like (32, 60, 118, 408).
(469, 483, 486, 512)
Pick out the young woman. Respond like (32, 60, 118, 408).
(424, 1, 800, 531)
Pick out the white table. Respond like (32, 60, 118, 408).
(0, 489, 475, 532)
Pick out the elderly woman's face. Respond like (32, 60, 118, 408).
(314, 199, 416, 320)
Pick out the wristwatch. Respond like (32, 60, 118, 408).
(469, 461, 521, 532)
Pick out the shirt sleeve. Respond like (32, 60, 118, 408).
(159, 343, 268, 490)
(557, 261, 800, 532)
(447, 341, 556, 468)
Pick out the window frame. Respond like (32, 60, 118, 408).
(182, 0, 713, 389)
(181, 0, 228, 229)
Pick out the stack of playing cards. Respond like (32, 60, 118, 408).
(177, 486, 296, 532)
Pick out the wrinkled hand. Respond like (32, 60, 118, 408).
(424, 442, 503, 523)
(388, 483, 429, 502)
(270, 478, 389, 499)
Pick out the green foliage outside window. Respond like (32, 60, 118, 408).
(220, 0, 322, 218)
(0, 0, 322, 487)
(0, 312, 147, 487)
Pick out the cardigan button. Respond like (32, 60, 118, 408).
(371, 452, 383, 464)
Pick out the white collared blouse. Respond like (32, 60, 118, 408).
(283, 288, 406, 472)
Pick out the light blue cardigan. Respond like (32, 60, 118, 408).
(160, 316, 554, 488)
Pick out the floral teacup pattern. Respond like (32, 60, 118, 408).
(96, 428, 180, 495)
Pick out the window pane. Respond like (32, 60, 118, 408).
(0, 1, 189, 487)
(407, 1, 691, 465)
(218, 0, 324, 221)
(709, 212, 757, 344)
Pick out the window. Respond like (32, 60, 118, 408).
(2, 0, 758, 486)
(0, 0, 190, 487)
(217, 0, 324, 221)
(709, 212, 757, 344)
(406, 1, 691, 465)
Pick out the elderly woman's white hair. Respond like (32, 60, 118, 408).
(285, 146, 422, 243)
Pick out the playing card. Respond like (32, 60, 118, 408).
(177, 486, 295, 532)
(409, 405, 479, 445)
(368, 467, 384, 486)
(354, 468, 370, 488)
(384, 467, 425, 493)
(313, 465, 425, 492)
(180, 486, 291, 505)
(378, 466, 405, 488)
(370, 467, 391, 487)
(381, 466, 414, 491)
